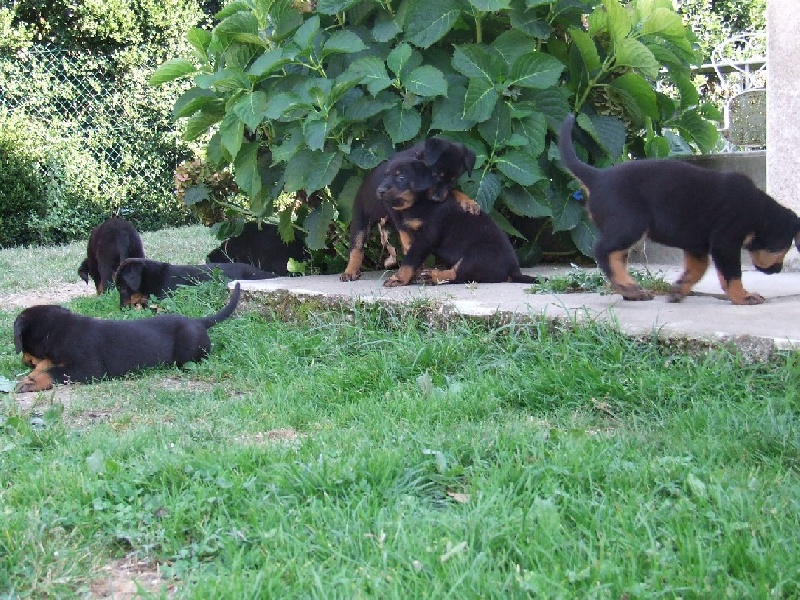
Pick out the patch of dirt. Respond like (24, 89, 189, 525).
(89, 553, 177, 599)
(1, 282, 93, 309)
(13, 386, 75, 413)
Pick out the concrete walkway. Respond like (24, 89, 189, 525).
(236, 264, 800, 352)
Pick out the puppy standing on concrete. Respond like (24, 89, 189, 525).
(207, 221, 307, 275)
(340, 137, 478, 282)
(78, 217, 145, 294)
(13, 284, 241, 392)
(377, 159, 537, 287)
(559, 113, 800, 304)
(114, 258, 275, 308)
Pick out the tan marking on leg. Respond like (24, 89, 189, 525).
(341, 247, 365, 281)
(405, 218, 424, 231)
(15, 362, 56, 392)
(608, 250, 653, 300)
(723, 277, 765, 305)
(95, 282, 104, 295)
(384, 265, 416, 287)
(399, 231, 413, 254)
(450, 190, 481, 215)
(668, 253, 709, 302)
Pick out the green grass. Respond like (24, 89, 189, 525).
(530, 264, 673, 295)
(1, 232, 799, 597)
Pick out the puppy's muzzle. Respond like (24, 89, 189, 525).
(755, 263, 783, 275)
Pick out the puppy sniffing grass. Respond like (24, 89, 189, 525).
(559, 113, 800, 304)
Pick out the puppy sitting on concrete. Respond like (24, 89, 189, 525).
(78, 217, 144, 294)
(377, 159, 537, 287)
(341, 137, 479, 282)
(114, 258, 274, 308)
(14, 284, 241, 392)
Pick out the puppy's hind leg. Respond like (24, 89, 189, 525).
(595, 238, 653, 301)
(668, 252, 709, 303)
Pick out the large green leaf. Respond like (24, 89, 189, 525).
(194, 68, 251, 92)
(405, 0, 463, 49)
(675, 110, 719, 153)
(232, 90, 268, 131)
(264, 92, 304, 120)
(234, 141, 262, 197)
(516, 111, 547, 156)
(387, 43, 413, 77)
(173, 89, 218, 119)
(304, 202, 337, 250)
(373, 16, 401, 43)
(495, 150, 544, 186)
(478, 104, 513, 147)
(641, 7, 685, 39)
(568, 28, 601, 73)
(467, 0, 511, 9)
(348, 56, 392, 95)
(293, 15, 320, 50)
(509, 52, 565, 89)
(613, 38, 660, 79)
(454, 43, 508, 83)
(577, 113, 627, 160)
(550, 190, 586, 232)
(383, 106, 422, 144)
(344, 95, 395, 121)
(403, 65, 447, 98)
(303, 117, 328, 151)
(570, 215, 598, 257)
(464, 78, 498, 122)
(323, 31, 367, 57)
(316, 0, 363, 14)
(220, 111, 245, 159)
(150, 59, 196, 86)
(610, 72, 658, 121)
(307, 151, 344, 192)
(186, 28, 212, 61)
(504, 185, 552, 218)
(184, 110, 223, 141)
(602, 0, 632, 43)
(509, 2, 552, 39)
(492, 29, 538, 69)
(463, 172, 502, 212)
(247, 49, 290, 78)
(431, 87, 478, 131)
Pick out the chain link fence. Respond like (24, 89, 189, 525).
(0, 44, 191, 235)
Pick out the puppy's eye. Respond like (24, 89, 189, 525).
(396, 174, 405, 182)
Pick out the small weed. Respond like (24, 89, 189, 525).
(529, 264, 672, 295)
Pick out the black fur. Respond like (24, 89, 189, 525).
(13, 284, 240, 391)
(78, 217, 144, 294)
(558, 113, 800, 304)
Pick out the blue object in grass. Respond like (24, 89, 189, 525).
(572, 189, 584, 202)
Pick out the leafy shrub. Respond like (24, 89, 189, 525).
(0, 112, 44, 246)
(0, 110, 109, 246)
(154, 0, 719, 262)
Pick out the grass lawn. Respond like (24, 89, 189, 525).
(1, 225, 799, 597)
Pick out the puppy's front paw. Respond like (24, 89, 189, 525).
(15, 371, 54, 393)
(667, 286, 686, 303)
(617, 284, 654, 301)
(736, 292, 766, 305)
(340, 269, 361, 282)
(383, 276, 408, 287)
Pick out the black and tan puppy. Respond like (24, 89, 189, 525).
(377, 159, 536, 287)
(14, 284, 241, 392)
(559, 114, 800, 305)
(341, 137, 479, 282)
(78, 217, 145, 294)
(114, 258, 274, 308)
(207, 221, 306, 275)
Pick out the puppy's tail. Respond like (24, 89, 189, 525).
(558, 113, 598, 187)
(201, 282, 241, 328)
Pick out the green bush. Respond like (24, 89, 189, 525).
(0, 112, 44, 246)
(0, 111, 110, 246)
(153, 0, 720, 262)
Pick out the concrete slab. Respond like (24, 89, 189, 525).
(235, 264, 800, 352)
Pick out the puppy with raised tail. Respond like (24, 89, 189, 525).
(559, 113, 800, 304)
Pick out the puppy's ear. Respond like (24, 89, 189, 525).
(461, 145, 476, 177)
(422, 137, 449, 167)
(78, 259, 89, 283)
(409, 161, 438, 192)
(13, 314, 26, 353)
(116, 260, 143, 291)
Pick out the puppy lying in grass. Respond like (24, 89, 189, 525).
(114, 258, 273, 308)
(13, 283, 241, 392)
